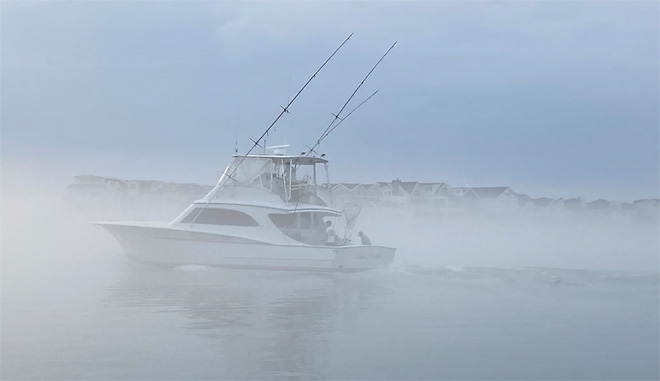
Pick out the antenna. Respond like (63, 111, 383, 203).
(304, 41, 397, 156)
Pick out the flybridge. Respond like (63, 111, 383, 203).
(217, 154, 331, 205)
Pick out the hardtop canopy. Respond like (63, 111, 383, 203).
(233, 154, 328, 166)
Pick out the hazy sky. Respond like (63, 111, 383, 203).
(1, 1, 658, 201)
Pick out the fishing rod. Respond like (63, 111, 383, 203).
(303, 41, 397, 157)
(302, 90, 379, 157)
(220, 33, 353, 184)
(319, 90, 378, 149)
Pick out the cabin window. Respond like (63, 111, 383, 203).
(268, 212, 326, 245)
(181, 208, 259, 226)
(268, 213, 297, 229)
(300, 212, 312, 229)
(269, 212, 321, 230)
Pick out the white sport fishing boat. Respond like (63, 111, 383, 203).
(98, 35, 398, 271)
(98, 146, 395, 271)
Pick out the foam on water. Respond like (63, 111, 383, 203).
(174, 264, 212, 272)
(446, 265, 466, 272)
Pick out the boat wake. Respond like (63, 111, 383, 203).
(395, 263, 659, 287)
(174, 264, 213, 272)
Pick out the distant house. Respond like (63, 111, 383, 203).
(530, 197, 553, 208)
(68, 174, 128, 206)
(363, 183, 393, 200)
(564, 197, 587, 211)
(350, 184, 369, 199)
(587, 199, 612, 211)
(332, 183, 361, 198)
(470, 186, 520, 210)
(633, 199, 659, 210)
(385, 179, 414, 204)
(387, 180, 417, 198)
(393, 181, 452, 205)
(126, 180, 166, 194)
(471, 186, 517, 199)
(449, 186, 480, 208)
(547, 198, 565, 211)
(621, 202, 634, 212)
(71, 174, 108, 186)
(432, 183, 453, 197)
(331, 181, 398, 205)
(162, 183, 213, 204)
(632, 199, 660, 220)
(451, 186, 479, 198)
(412, 182, 451, 197)
(373, 182, 394, 198)
(361, 184, 377, 199)
(516, 193, 532, 208)
(427, 183, 452, 207)
(399, 181, 420, 197)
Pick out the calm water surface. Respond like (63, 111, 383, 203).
(2, 201, 659, 379)
(3, 254, 658, 380)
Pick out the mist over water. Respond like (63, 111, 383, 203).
(2, 167, 658, 380)
(362, 206, 659, 273)
(2, 1, 658, 378)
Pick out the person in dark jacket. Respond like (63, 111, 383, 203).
(357, 231, 372, 245)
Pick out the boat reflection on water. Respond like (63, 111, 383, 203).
(103, 257, 395, 379)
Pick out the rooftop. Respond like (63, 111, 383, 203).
(471, 187, 511, 199)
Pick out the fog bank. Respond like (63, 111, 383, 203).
(3, 165, 657, 274)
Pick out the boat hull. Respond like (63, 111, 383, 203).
(98, 222, 395, 271)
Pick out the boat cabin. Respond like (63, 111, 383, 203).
(216, 153, 332, 205)
(172, 147, 346, 246)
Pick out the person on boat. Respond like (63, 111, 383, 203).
(357, 231, 372, 245)
(325, 220, 337, 246)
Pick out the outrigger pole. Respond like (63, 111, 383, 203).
(306, 89, 379, 156)
(222, 33, 353, 184)
(303, 41, 397, 157)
